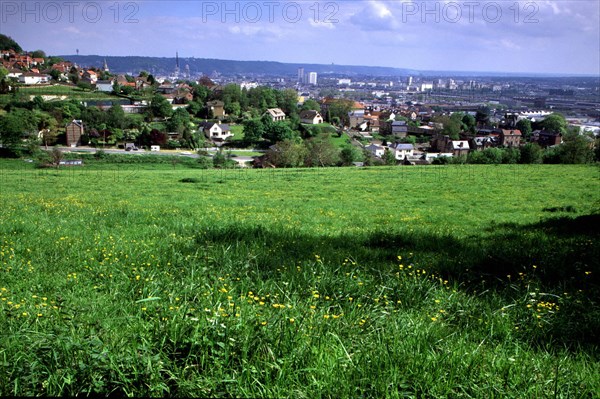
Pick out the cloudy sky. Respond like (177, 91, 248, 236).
(1, 0, 599, 75)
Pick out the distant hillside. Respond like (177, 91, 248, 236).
(58, 55, 417, 77)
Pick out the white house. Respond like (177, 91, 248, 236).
(264, 108, 286, 122)
(299, 110, 323, 125)
(202, 122, 233, 141)
(365, 144, 385, 158)
(389, 143, 414, 160)
(18, 72, 51, 85)
(451, 141, 470, 156)
(96, 80, 114, 93)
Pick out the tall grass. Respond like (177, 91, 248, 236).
(0, 161, 598, 397)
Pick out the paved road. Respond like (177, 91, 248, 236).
(52, 146, 263, 160)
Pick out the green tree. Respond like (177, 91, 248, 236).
(515, 119, 532, 140)
(0, 108, 37, 150)
(0, 34, 22, 52)
(559, 131, 594, 164)
(264, 121, 296, 143)
(382, 148, 396, 165)
(541, 113, 568, 135)
(327, 99, 354, 126)
(339, 146, 363, 166)
(304, 134, 340, 167)
(462, 114, 476, 134)
(167, 108, 191, 134)
(106, 103, 126, 129)
(519, 142, 542, 164)
(265, 139, 306, 167)
(301, 99, 321, 112)
(278, 89, 299, 116)
(0, 66, 8, 81)
(150, 95, 173, 119)
(30, 50, 46, 59)
(475, 106, 490, 126)
(242, 118, 265, 144)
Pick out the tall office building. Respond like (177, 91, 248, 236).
(297, 67, 305, 83)
(309, 72, 317, 85)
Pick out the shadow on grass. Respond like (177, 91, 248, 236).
(194, 213, 599, 347)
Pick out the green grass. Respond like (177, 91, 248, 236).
(0, 161, 598, 397)
(10, 84, 122, 100)
(229, 124, 244, 141)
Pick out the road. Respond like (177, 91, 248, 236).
(51, 147, 261, 163)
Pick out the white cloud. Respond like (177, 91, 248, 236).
(349, 1, 400, 31)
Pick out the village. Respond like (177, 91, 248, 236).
(1, 42, 599, 167)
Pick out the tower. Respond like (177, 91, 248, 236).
(308, 72, 317, 85)
(174, 51, 180, 79)
(103, 58, 109, 72)
(297, 67, 304, 83)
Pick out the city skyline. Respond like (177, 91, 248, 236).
(1, 0, 599, 76)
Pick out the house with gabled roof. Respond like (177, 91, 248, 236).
(206, 100, 225, 118)
(389, 143, 414, 160)
(66, 120, 84, 147)
(18, 72, 51, 85)
(500, 129, 522, 147)
(201, 121, 233, 141)
(299, 110, 323, 125)
(96, 80, 114, 93)
(451, 140, 470, 156)
(264, 108, 286, 122)
(365, 143, 385, 158)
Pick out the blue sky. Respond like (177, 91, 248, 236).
(1, 0, 599, 75)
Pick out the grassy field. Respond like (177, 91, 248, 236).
(8, 84, 122, 100)
(0, 161, 598, 397)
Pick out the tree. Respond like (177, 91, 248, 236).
(0, 34, 22, 52)
(265, 139, 306, 168)
(559, 131, 594, 164)
(515, 119, 532, 140)
(432, 115, 461, 140)
(326, 99, 354, 126)
(339, 146, 362, 166)
(382, 149, 396, 165)
(301, 99, 321, 112)
(264, 121, 296, 143)
(30, 50, 46, 59)
(0, 66, 8, 81)
(304, 134, 340, 167)
(166, 107, 191, 134)
(150, 94, 172, 119)
(149, 129, 168, 146)
(278, 88, 299, 116)
(475, 106, 490, 126)
(242, 118, 265, 144)
(106, 103, 126, 129)
(0, 108, 38, 151)
(50, 147, 64, 168)
(541, 113, 568, 135)
(519, 142, 542, 164)
(34, 111, 59, 149)
(462, 114, 476, 134)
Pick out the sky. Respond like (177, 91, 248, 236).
(1, 0, 599, 75)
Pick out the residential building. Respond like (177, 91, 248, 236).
(206, 100, 226, 118)
(299, 110, 324, 125)
(264, 108, 286, 122)
(65, 120, 84, 147)
(201, 122, 233, 141)
(500, 129, 522, 147)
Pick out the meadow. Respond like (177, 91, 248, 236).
(0, 160, 598, 397)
